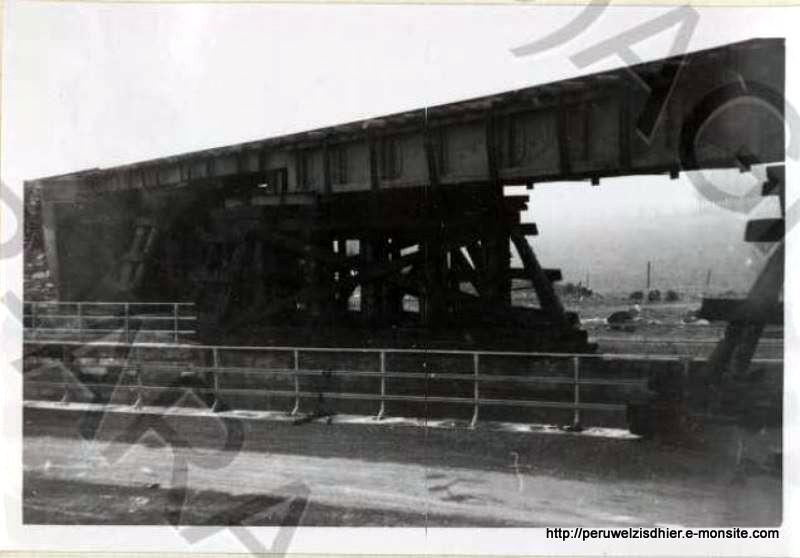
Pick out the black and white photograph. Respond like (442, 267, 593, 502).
(1, 1, 797, 555)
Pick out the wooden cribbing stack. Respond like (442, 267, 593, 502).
(698, 164, 785, 411)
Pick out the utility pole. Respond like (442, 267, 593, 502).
(646, 261, 652, 291)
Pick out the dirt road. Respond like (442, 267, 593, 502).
(23, 405, 780, 526)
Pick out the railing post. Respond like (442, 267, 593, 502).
(59, 345, 70, 404)
(124, 303, 130, 344)
(173, 303, 179, 344)
(61, 345, 74, 403)
(376, 351, 386, 420)
(209, 370, 221, 412)
(571, 356, 583, 432)
(132, 367, 143, 409)
(681, 356, 692, 419)
(76, 302, 83, 342)
(290, 349, 300, 416)
(210, 347, 222, 412)
(469, 353, 480, 428)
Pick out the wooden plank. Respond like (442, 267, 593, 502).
(258, 229, 358, 270)
(251, 193, 316, 206)
(503, 195, 529, 212)
(763, 164, 785, 214)
(698, 298, 782, 324)
(546, 268, 562, 282)
(510, 268, 561, 282)
(745, 218, 784, 242)
(451, 266, 561, 284)
(766, 164, 785, 187)
(464, 241, 485, 275)
(450, 249, 483, 294)
(744, 241, 784, 310)
(342, 251, 421, 289)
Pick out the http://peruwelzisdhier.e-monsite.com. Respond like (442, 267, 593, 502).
(547, 527, 780, 541)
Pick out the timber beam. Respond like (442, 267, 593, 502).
(509, 228, 569, 326)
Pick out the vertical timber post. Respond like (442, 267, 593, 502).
(385, 238, 404, 323)
(422, 111, 447, 328)
(363, 129, 382, 325)
(361, 236, 379, 324)
(470, 353, 480, 428)
(484, 107, 512, 309)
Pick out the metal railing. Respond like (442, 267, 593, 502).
(23, 302, 196, 343)
(590, 335, 783, 358)
(22, 339, 784, 429)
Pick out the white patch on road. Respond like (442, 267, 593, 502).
(24, 400, 637, 440)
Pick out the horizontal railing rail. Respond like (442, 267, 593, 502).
(589, 335, 783, 359)
(20, 338, 785, 363)
(23, 302, 196, 343)
(591, 335, 783, 346)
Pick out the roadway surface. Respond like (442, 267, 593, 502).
(23, 404, 781, 527)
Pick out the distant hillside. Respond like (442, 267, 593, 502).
(524, 210, 764, 296)
(509, 174, 777, 297)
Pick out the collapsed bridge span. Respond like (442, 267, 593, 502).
(27, 38, 785, 351)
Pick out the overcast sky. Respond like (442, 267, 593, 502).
(2, 2, 797, 292)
